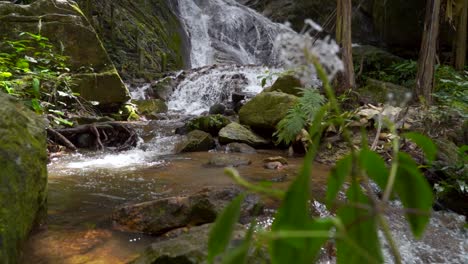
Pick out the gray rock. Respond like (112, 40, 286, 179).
(113, 186, 262, 235)
(225, 143, 257, 154)
(175, 130, 215, 152)
(219, 122, 269, 148)
(209, 104, 226, 115)
(207, 155, 252, 167)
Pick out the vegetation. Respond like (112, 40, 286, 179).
(0, 32, 90, 127)
(209, 60, 436, 264)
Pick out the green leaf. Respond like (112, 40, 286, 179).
(403, 132, 437, 163)
(52, 116, 73, 127)
(326, 154, 352, 209)
(30, 98, 42, 113)
(337, 183, 383, 264)
(359, 148, 389, 191)
(32, 78, 40, 98)
(0, 72, 12, 78)
(394, 153, 433, 238)
(270, 148, 323, 264)
(208, 194, 245, 264)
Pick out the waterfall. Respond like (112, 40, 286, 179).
(175, 0, 290, 68)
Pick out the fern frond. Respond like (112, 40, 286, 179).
(299, 88, 326, 121)
(274, 104, 307, 145)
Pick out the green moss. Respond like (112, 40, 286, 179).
(187, 115, 231, 136)
(0, 94, 47, 263)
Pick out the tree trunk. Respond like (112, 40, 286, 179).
(454, 0, 467, 70)
(416, 0, 441, 105)
(336, 0, 356, 93)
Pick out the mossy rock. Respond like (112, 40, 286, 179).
(133, 99, 168, 116)
(239, 92, 298, 135)
(187, 115, 231, 136)
(175, 130, 215, 153)
(264, 75, 303, 96)
(352, 45, 403, 73)
(358, 78, 411, 104)
(0, 94, 48, 263)
(219, 122, 269, 148)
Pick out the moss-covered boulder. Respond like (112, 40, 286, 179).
(218, 122, 269, 148)
(175, 130, 215, 153)
(264, 75, 303, 96)
(133, 99, 168, 116)
(0, 0, 130, 111)
(76, 0, 187, 79)
(239, 92, 298, 135)
(352, 45, 403, 73)
(188, 115, 231, 136)
(358, 78, 412, 104)
(0, 94, 48, 263)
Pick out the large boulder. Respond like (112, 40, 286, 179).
(358, 78, 412, 104)
(0, 0, 130, 111)
(76, 0, 187, 79)
(263, 75, 303, 96)
(0, 94, 48, 263)
(219, 122, 270, 147)
(112, 186, 262, 235)
(239, 92, 298, 135)
(175, 130, 215, 152)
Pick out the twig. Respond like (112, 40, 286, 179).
(46, 127, 77, 151)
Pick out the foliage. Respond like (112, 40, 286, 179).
(208, 59, 435, 264)
(0, 32, 89, 127)
(274, 88, 325, 144)
(433, 145, 468, 198)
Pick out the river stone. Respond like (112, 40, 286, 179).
(175, 130, 215, 152)
(218, 122, 269, 148)
(0, 0, 130, 111)
(263, 156, 288, 165)
(225, 142, 257, 154)
(188, 115, 231, 136)
(133, 99, 168, 116)
(112, 186, 262, 235)
(207, 155, 252, 167)
(129, 224, 269, 264)
(263, 75, 303, 96)
(0, 94, 48, 263)
(209, 103, 226, 115)
(239, 92, 298, 135)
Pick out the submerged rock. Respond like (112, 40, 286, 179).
(239, 92, 298, 135)
(175, 130, 215, 152)
(207, 155, 252, 167)
(0, 94, 48, 263)
(113, 186, 262, 235)
(218, 122, 270, 148)
(129, 224, 268, 264)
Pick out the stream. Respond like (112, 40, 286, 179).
(21, 0, 467, 263)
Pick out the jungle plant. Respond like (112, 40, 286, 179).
(207, 24, 436, 264)
(0, 31, 88, 126)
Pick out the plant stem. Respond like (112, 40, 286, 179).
(225, 168, 284, 199)
(382, 122, 399, 202)
(378, 215, 403, 264)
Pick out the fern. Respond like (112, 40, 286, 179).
(275, 88, 325, 144)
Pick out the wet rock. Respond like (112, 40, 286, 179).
(263, 156, 288, 165)
(263, 75, 303, 96)
(175, 130, 215, 152)
(113, 186, 263, 235)
(209, 103, 226, 115)
(225, 142, 257, 154)
(0, 94, 48, 263)
(133, 99, 168, 116)
(187, 115, 231, 136)
(218, 122, 270, 148)
(129, 224, 268, 264)
(207, 155, 252, 167)
(239, 92, 298, 135)
(232, 92, 248, 104)
(264, 161, 284, 170)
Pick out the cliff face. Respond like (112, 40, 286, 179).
(76, 0, 189, 80)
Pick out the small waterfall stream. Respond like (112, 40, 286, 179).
(27, 0, 467, 263)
